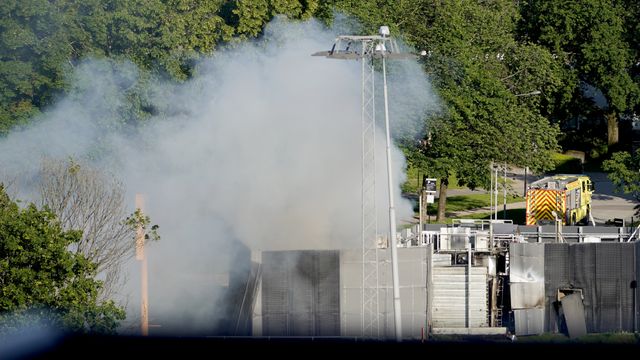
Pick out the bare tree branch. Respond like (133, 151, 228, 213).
(39, 158, 137, 300)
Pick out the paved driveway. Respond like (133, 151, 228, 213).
(431, 169, 638, 225)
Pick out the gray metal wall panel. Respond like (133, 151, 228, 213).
(519, 226, 539, 232)
(569, 243, 596, 332)
(636, 241, 640, 332)
(262, 252, 291, 336)
(582, 227, 622, 234)
(339, 249, 362, 337)
(543, 244, 570, 332)
(542, 243, 636, 334)
(594, 243, 634, 332)
(540, 225, 557, 233)
(316, 252, 340, 335)
(510, 282, 545, 309)
(514, 308, 544, 335)
(493, 223, 516, 234)
(426, 244, 434, 338)
(384, 247, 430, 339)
(560, 293, 587, 338)
(261, 250, 340, 336)
(562, 226, 581, 233)
(339, 246, 431, 340)
(510, 243, 544, 283)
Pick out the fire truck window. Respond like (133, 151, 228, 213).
(582, 182, 585, 191)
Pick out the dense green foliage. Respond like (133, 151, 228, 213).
(603, 151, 640, 215)
(0, 185, 125, 334)
(520, 0, 640, 146)
(1, 1, 640, 215)
(320, 0, 640, 219)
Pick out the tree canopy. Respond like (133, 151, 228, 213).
(2, 1, 640, 218)
(603, 151, 640, 215)
(519, 0, 640, 146)
(0, 185, 125, 334)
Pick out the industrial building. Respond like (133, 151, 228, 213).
(226, 221, 640, 340)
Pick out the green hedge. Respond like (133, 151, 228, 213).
(551, 152, 583, 174)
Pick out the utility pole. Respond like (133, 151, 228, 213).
(493, 166, 498, 220)
(419, 188, 423, 242)
(503, 162, 507, 219)
(524, 166, 528, 198)
(490, 162, 494, 220)
(135, 194, 148, 336)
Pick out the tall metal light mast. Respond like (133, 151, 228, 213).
(360, 39, 380, 339)
(313, 26, 417, 341)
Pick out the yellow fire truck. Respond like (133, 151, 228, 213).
(525, 175, 594, 226)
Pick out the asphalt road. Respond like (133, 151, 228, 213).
(586, 171, 637, 225)
(436, 168, 638, 225)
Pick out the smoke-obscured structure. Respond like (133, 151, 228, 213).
(0, 17, 436, 336)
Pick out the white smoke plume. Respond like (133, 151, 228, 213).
(0, 17, 436, 335)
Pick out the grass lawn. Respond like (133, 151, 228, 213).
(402, 165, 464, 193)
(455, 208, 526, 224)
(406, 193, 526, 225)
(424, 193, 524, 213)
(515, 332, 640, 344)
(429, 332, 640, 344)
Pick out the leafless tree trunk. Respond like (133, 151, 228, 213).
(39, 158, 135, 300)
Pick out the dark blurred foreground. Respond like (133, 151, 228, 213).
(5, 334, 640, 359)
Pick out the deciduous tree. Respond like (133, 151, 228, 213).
(0, 184, 125, 334)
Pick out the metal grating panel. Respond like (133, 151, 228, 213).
(316, 251, 341, 335)
(594, 243, 634, 332)
(340, 247, 432, 340)
(543, 243, 636, 333)
(261, 251, 340, 336)
(543, 243, 569, 332)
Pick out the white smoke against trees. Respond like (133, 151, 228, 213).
(0, 17, 437, 334)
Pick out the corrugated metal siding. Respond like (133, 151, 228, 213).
(514, 308, 544, 335)
(543, 243, 636, 333)
(339, 246, 432, 340)
(431, 266, 488, 328)
(543, 243, 570, 332)
(261, 251, 340, 336)
(315, 252, 341, 335)
(262, 252, 291, 335)
(339, 250, 364, 337)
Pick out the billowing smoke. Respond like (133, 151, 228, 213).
(0, 17, 436, 335)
